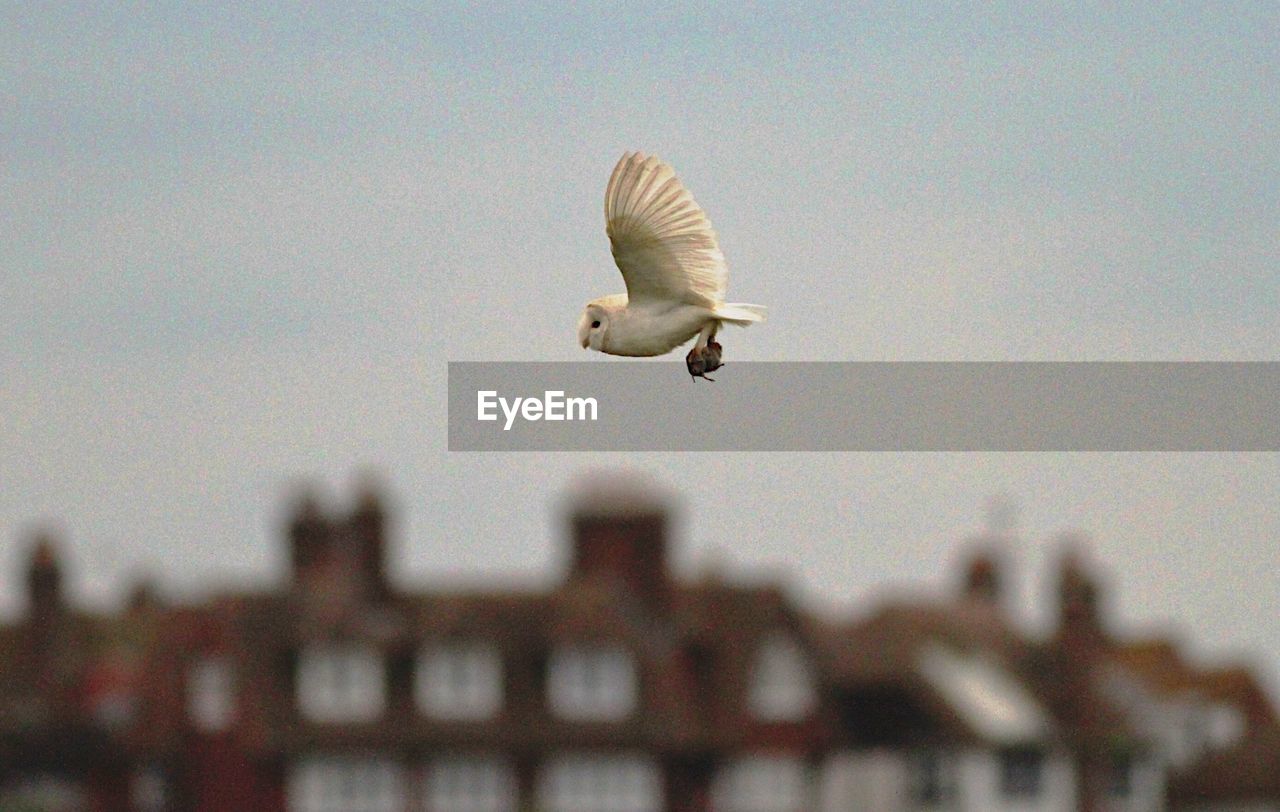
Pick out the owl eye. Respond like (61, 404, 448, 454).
(591, 320, 601, 329)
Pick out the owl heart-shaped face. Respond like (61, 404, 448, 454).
(578, 305, 612, 350)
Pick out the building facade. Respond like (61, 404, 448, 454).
(1, 482, 1276, 811)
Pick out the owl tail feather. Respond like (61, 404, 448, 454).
(713, 303, 768, 326)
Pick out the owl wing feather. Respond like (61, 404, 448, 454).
(605, 152, 728, 308)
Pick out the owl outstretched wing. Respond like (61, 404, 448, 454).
(604, 152, 728, 309)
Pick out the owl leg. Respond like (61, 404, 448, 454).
(685, 322, 724, 381)
(704, 322, 723, 371)
(693, 322, 713, 350)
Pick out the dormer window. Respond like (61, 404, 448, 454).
(748, 633, 816, 721)
(187, 655, 234, 732)
(296, 643, 384, 723)
(548, 644, 637, 720)
(416, 641, 503, 720)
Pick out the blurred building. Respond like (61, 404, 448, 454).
(1, 482, 1277, 812)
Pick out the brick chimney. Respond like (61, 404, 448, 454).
(26, 533, 63, 621)
(959, 494, 1017, 611)
(1055, 535, 1106, 648)
(287, 492, 330, 582)
(567, 475, 672, 613)
(286, 485, 390, 603)
(962, 549, 1003, 606)
(344, 484, 389, 601)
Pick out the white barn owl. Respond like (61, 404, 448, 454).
(577, 152, 767, 380)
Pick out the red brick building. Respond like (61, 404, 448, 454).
(1, 482, 1277, 811)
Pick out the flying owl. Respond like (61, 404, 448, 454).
(577, 152, 767, 380)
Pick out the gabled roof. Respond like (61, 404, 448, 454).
(1109, 639, 1201, 695)
(824, 598, 1025, 685)
(673, 579, 829, 748)
(1109, 639, 1279, 731)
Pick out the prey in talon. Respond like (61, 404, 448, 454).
(577, 152, 767, 379)
(686, 340, 723, 381)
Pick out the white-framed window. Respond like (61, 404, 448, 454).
(426, 755, 518, 812)
(1206, 702, 1246, 749)
(537, 752, 661, 812)
(712, 755, 811, 812)
(131, 767, 167, 812)
(999, 747, 1044, 800)
(187, 655, 234, 732)
(1, 776, 87, 811)
(416, 642, 503, 720)
(907, 749, 955, 808)
(1106, 752, 1135, 800)
(747, 633, 817, 721)
(286, 756, 405, 812)
(92, 685, 137, 729)
(1161, 696, 1206, 765)
(547, 644, 637, 721)
(296, 643, 384, 723)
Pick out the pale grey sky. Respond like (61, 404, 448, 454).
(3, 6, 1278, 694)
